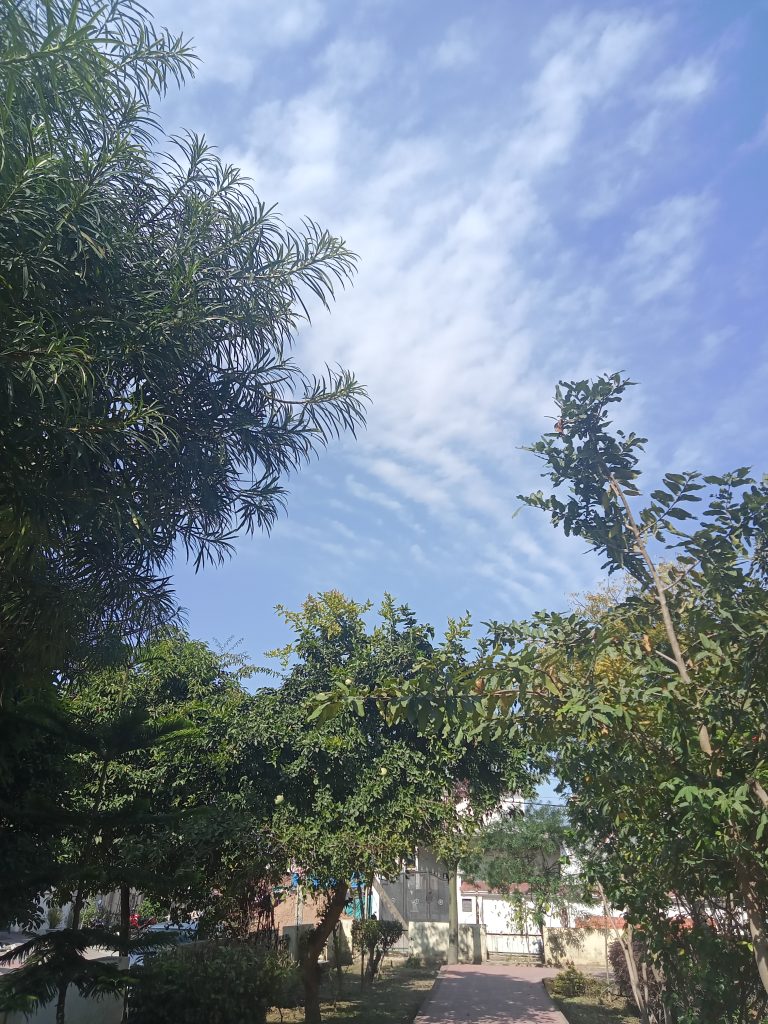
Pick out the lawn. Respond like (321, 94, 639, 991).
(267, 960, 439, 1024)
(544, 977, 639, 1024)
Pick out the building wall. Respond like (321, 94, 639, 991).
(543, 926, 614, 969)
(408, 922, 486, 964)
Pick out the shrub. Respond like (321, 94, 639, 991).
(136, 897, 166, 921)
(351, 920, 404, 985)
(129, 941, 300, 1023)
(608, 936, 664, 1008)
(46, 904, 62, 930)
(549, 963, 600, 998)
(404, 954, 423, 969)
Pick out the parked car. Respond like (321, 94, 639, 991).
(129, 921, 198, 967)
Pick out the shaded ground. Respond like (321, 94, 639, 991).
(414, 964, 567, 1023)
(267, 961, 439, 1024)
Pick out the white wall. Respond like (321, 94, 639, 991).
(408, 922, 485, 964)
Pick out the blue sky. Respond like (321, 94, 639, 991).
(149, 0, 768, 669)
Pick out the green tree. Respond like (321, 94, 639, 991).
(0, 0, 365, 701)
(351, 919, 404, 986)
(1, 630, 281, 1021)
(463, 806, 588, 934)
(59, 630, 281, 931)
(514, 374, 768, 1007)
(348, 375, 768, 1021)
(264, 593, 533, 1022)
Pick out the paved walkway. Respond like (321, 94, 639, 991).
(415, 964, 569, 1024)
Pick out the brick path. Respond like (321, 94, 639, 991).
(414, 964, 569, 1024)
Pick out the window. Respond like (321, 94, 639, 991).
(461, 898, 472, 913)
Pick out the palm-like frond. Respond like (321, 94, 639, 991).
(0, 0, 366, 698)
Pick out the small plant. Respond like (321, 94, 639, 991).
(404, 954, 423, 969)
(351, 920, 404, 986)
(549, 962, 599, 998)
(46, 904, 62, 930)
(136, 897, 165, 922)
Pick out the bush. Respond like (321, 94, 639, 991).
(129, 941, 300, 1023)
(351, 919, 404, 985)
(608, 936, 664, 1009)
(549, 963, 601, 998)
(404, 954, 423, 969)
(46, 904, 62, 930)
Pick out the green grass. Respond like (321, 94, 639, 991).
(544, 977, 639, 1024)
(267, 960, 439, 1024)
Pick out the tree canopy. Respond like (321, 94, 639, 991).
(255, 592, 531, 1023)
(0, 0, 365, 698)
(322, 374, 768, 1022)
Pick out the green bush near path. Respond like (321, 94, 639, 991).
(544, 973, 638, 1024)
(130, 942, 301, 1024)
(266, 961, 439, 1024)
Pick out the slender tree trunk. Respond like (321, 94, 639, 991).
(302, 882, 349, 1024)
(119, 883, 131, 1024)
(357, 877, 366, 989)
(447, 862, 459, 966)
(735, 857, 768, 997)
(70, 889, 84, 932)
(119, 882, 130, 962)
(55, 984, 67, 1024)
(71, 760, 111, 932)
(620, 926, 651, 1024)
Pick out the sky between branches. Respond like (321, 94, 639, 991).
(149, 0, 768, 665)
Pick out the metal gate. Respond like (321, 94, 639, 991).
(377, 869, 449, 924)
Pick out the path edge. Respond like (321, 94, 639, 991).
(540, 978, 575, 1024)
(412, 965, 448, 1023)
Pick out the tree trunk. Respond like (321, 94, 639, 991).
(736, 856, 768, 998)
(303, 964, 321, 1024)
(55, 984, 68, 1024)
(447, 862, 459, 966)
(119, 883, 131, 1024)
(302, 882, 349, 1024)
(356, 877, 366, 990)
(620, 926, 651, 1024)
(119, 883, 130, 961)
(70, 887, 84, 931)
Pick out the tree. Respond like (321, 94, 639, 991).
(514, 374, 768, 1007)
(351, 919, 404, 986)
(1, 630, 281, 1022)
(463, 806, 588, 935)
(58, 630, 281, 931)
(257, 593, 528, 1023)
(0, 929, 126, 1024)
(345, 375, 768, 1021)
(0, 0, 365, 701)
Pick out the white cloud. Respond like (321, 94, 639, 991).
(433, 20, 478, 70)
(620, 195, 713, 304)
(649, 58, 716, 104)
(509, 12, 659, 173)
(198, 6, 731, 614)
(628, 56, 716, 154)
(150, 0, 326, 85)
(346, 475, 404, 515)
